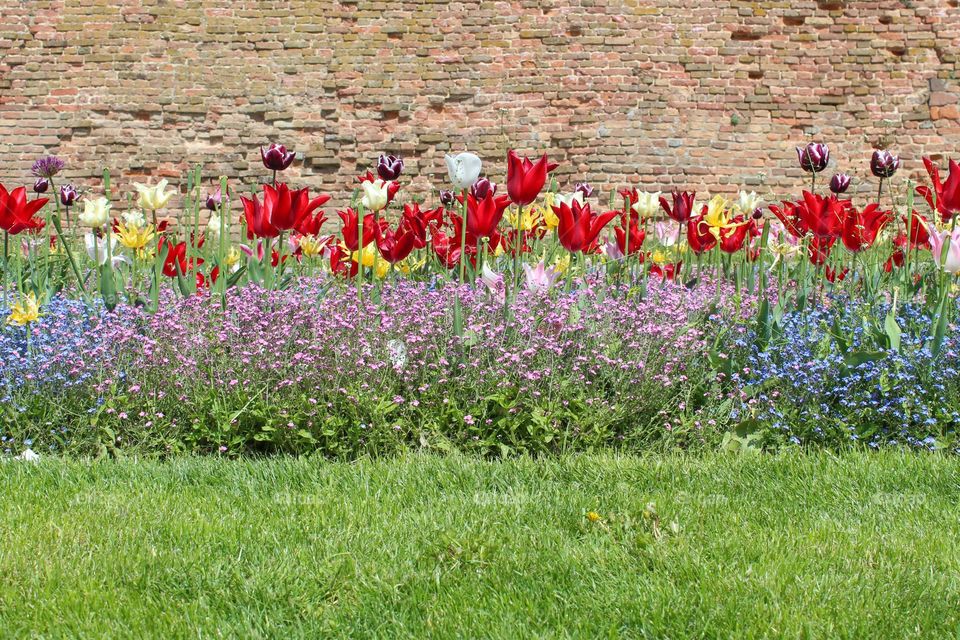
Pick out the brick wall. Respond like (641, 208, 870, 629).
(1, 0, 958, 215)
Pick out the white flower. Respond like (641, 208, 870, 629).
(445, 152, 483, 191)
(480, 263, 505, 303)
(15, 448, 39, 462)
(360, 180, 389, 212)
(121, 209, 145, 228)
(134, 179, 175, 211)
(554, 192, 584, 208)
(206, 214, 226, 237)
(736, 190, 762, 214)
(523, 261, 560, 294)
(84, 233, 128, 268)
(631, 191, 661, 218)
(79, 197, 111, 228)
(653, 221, 679, 247)
(387, 339, 407, 370)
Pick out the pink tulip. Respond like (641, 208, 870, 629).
(523, 261, 560, 293)
(928, 227, 960, 274)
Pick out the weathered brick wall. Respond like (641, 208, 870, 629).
(1, 0, 958, 213)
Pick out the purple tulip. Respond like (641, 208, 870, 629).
(260, 143, 295, 172)
(376, 154, 404, 181)
(470, 177, 496, 200)
(439, 190, 455, 207)
(33, 177, 49, 194)
(796, 143, 830, 173)
(829, 173, 851, 194)
(31, 155, 65, 179)
(752, 207, 764, 220)
(574, 182, 595, 199)
(871, 150, 900, 178)
(59, 184, 78, 207)
(206, 188, 226, 212)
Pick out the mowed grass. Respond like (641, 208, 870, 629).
(1, 452, 959, 639)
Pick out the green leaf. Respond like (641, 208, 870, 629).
(884, 311, 902, 353)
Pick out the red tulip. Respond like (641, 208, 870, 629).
(719, 216, 754, 253)
(659, 191, 696, 224)
(807, 236, 836, 266)
(903, 211, 931, 249)
(555, 201, 618, 253)
(376, 220, 416, 264)
(338, 207, 381, 251)
(916, 157, 960, 223)
(466, 192, 511, 239)
(0, 185, 47, 235)
(506, 150, 558, 206)
(330, 244, 359, 278)
(687, 214, 717, 254)
(431, 226, 463, 269)
(159, 239, 199, 278)
(650, 261, 681, 280)
(614, 220, 645, 255)
(295, 209, 328, 237)
(884, 248, 905, 272)
(797, 191, 848, 240)
(840, 203, 892, 252)
(402, 203, 444, 249)
(240, 183, 329, 239)
(768, 201, 808, 240)
(825, 266, 848, 283)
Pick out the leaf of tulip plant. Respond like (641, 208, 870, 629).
(884, 311, 902, 353)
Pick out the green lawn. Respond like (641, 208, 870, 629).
(1, 452, 959, 639)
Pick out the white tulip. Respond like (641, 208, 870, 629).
(445, 152, 482, 191)
(736, 191, 762, 214)
(631, 191, 661, 218)
(360, 180, 389, 212)
(79, 197, 111, 228)
(554, 192, 584, 208)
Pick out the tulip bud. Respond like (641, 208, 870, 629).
(60, 184, 78, 206)
(752, 207, 764, 220)
(829, 173, 851, 194)
(871, 150, 900, 178)
(33, 177, 49, 194)
(205, 188, 226, 212)
(376, 154, 404, 181)
(574, 182, 595, 198)
(260, 143, 295, 172)
(796, 142, 830, 173)
(470, 177, 496, 200)
(439, 190, 455, 207)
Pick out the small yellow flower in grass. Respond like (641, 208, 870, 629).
(298, 235, 326, 258)
(552, 253, 571, 274)
(586, 511, 602, 523)
(651, 248, 672, 266)
(7, 292, 41, 326)
(352, 246, 390, 278)
(396, 256, 426, 275)
(134, 179, 175, 211)
(225, 246, 242, 269)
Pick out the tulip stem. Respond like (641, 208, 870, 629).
(2, 231, 7, 310)
(876, 178, 884, 208)
(458, 189, 469, 286)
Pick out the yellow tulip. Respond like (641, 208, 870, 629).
(7, 292, 41, 326)
(79, 197, 111, 228)
(116, 222, 155, 255)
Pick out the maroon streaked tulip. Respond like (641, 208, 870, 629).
(470, 177, 496, 200)
(575, 182, 594, 198)
(33, 177, 49, 194)
(59, 184, 78, 207)
(376, 154, 404, 181)
(659, 190, 696, 223)
(796, 142, 830, 173)
(205, 188, 226, 212)
(829, 173, 851, 194)
(871, 150, 900, 178)
(260, 143, 295, 172)
(439, 190, 455, 207)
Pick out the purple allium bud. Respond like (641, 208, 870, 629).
(205, 187, 226, 212)
(870, 150, 900, 179)
(31, 155, 65, 179)
(574, 182, 595, 198)
(829, 173, 851, 194)
(59, 184, 79, 206)
(260, 143, 295, 172)
(796, 142, 830, 173)
(439, 190, 455, 207)
(470, 177, 496, 200)
(376, 154, 404, 181)
(33, 177, 49, 194)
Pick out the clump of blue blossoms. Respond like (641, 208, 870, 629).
(732, 296, 960, 451)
